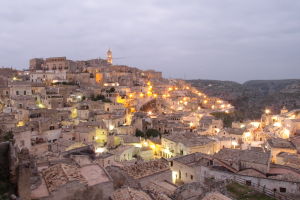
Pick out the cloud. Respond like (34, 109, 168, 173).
(0, 0, 299, 82)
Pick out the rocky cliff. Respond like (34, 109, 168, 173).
(187, 79, 300, 120)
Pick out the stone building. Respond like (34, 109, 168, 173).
(161, 132, 217, 158)
(213, 148, 271, 174)
(43, 57, 69, 71)
(12, 126, 32, 151)
(8, 81, 33, 98)
(266, 138, 297, 163)
(30, 70, 67, 83)
(29, 58, 44, 71)
(31, 163, 114, 200)
(170, 152, 300, 197)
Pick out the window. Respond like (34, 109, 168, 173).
(24, 91, 26, 95)
(16, 91, 19, 95)
(191, 175, 193, 180)
(280, 187, 286, 193)
(170, 161, 173, 167)
(6, 91, 8, 95)
(49, 126, 55, 130)
(246, 180, 251, 186)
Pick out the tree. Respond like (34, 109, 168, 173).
(102, 98, 112, 103)
(106, 87, 115, 93)
(90, 94, 107, 101)
(211, 112, 234, 128)
(145, 129, 161, 138)
(3, 131, 13, 142)
(135, 129, 144, 137)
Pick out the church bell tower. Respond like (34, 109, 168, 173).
(106, 49, 112, 64)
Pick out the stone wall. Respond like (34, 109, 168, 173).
(139, 170, 172, 187)
(17, 148, 31, 200)
(40, 178, 114, 200)
(198, 166, 300, 195)
(9, 142, 18, 184)
(240, 160, 269, 174)
(0, 142, 9, 174)
(171, 160, 198, 184)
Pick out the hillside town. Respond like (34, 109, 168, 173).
(1, 50, 300, 200)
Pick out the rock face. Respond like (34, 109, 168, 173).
(187, 79, 300, 120)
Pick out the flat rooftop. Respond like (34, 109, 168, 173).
(80, 164, 110, 186)
(31, 177, 49, 199)
(267, 138, 295, 149)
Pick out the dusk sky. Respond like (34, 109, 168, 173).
(0, 0, 300, 82)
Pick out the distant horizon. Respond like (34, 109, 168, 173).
(186, 78, 300, 84)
